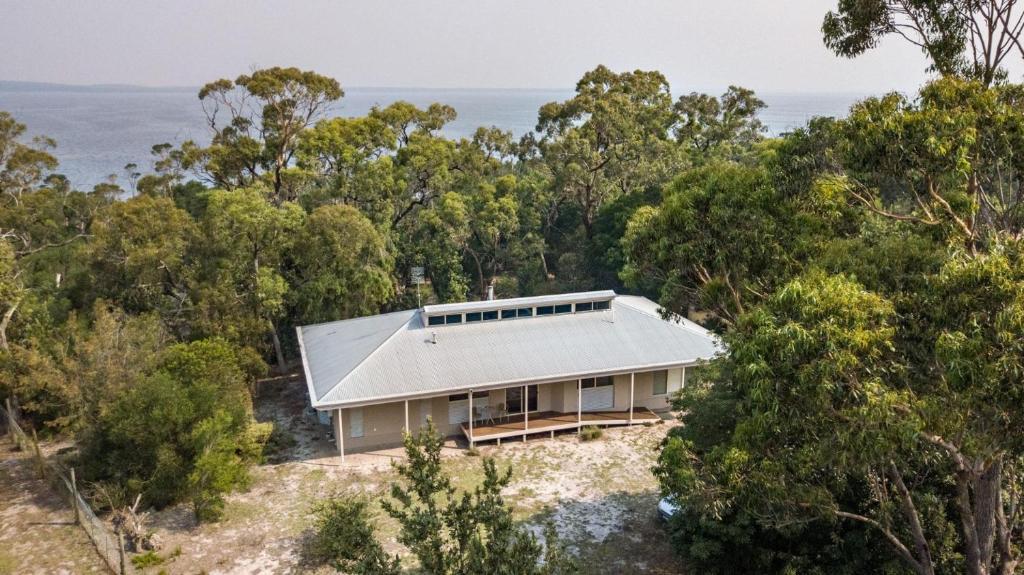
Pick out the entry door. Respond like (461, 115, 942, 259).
(581, 377, 614, 411)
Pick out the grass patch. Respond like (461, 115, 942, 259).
(131, 550, 165, 569)
(579, 426, 603, 441)
(0, 550, 15, 575)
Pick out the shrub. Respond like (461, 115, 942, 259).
(306, 495, 399, 574)
(131, 550, 164, 569)
(579, 426, 603, 441)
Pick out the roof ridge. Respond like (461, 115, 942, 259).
(323, 309, 419, 401)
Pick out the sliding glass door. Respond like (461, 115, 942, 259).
(506, 385, 538, 414)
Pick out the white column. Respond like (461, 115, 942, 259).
(629, 372, 635, 424)
(523, 385, 529, 442)
(577, 378, 582, 433)
(468, 391, 474, 448)
(404, 399, 409, 434)
(682, 366, 687, 388)
(334, 408, 345, 463)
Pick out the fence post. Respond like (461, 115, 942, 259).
(70, 467, 81, 525)
(118, 531, 127, 575)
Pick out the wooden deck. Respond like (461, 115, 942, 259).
(460, 408, 661, 443)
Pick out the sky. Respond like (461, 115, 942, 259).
(0, 0, 936, 94)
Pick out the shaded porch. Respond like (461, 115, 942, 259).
(460, 407, 660, 444)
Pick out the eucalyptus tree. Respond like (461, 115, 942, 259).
(823, 0, 1024, 85)
(193, 187, 304, 372)
(536, 66, 679, 241)
(290, 204, 394, 324)
(195, 67, 343, 201)
(88, 195, 195, 329)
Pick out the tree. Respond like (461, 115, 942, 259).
(196, 67, 343, 201)
(382, 420, 576, 575)
(822, 0, 1024, 85)
(83, 338, 266, 515)
(621, 161, 850, 324)
(306, 495, 401, 575)
(88, 195, 195, 327)
(536, 66, 678, 241)
(194, 187, 303, 371)
(672, 86, 766, 157)
(0, 111, 57, 204)
(839, 78, 1024, 252)
(290, 204, 393, 324)
(661, 258, 1024, 575)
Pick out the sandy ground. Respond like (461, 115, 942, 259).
(3, 379, 685, 574)
(0, 437, 107, 575)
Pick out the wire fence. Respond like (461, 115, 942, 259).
(3, 398, 131, 575)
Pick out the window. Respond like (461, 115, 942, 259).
(483, 310, 499, 321)
(516, 307, 533, 318)
(536, 305, 554, 316)
(594, 300, 611, 310)
(554, 303, 572, 314)
(427, 315, 445, 326)
(501, 309, 516, 319)
(466, 312, 482, 322)
(580, 376, 614, 388)
(506, 385, 538, 414)
(448, 391, 489, 402)
(575, 301, 593, 312)
(653, 370, 668, 395)
(445, 314, 462, 324)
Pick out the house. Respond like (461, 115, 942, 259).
(297, 290, 720, 461)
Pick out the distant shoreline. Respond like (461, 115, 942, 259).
(0, 80, 872, 98)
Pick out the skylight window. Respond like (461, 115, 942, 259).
(421, 291, 615, 327)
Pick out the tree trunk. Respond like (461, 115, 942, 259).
(269, 321, 286, 374)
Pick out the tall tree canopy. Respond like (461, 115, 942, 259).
(823, 0, 1024, 85)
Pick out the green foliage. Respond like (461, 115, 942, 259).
(578, 426, 603, 441)
(306, 495, 400, 575)
(82, 338, 265, 518)
(383, 420, 576, 575)
(290, 204, 393, 323)
(131, 550, 165, 569)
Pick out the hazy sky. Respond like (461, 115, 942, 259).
(0, 0, 936, 93)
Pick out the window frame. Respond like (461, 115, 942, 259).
(652, 370, 668, 396)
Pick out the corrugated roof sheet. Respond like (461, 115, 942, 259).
(298, 293, 722, 408)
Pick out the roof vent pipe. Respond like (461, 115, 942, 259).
(486, 283, 495, 301)
(431, 331, 437, 344)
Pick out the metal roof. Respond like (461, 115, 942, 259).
(298, 293, 722, 409)
(422, 290, 616, 315)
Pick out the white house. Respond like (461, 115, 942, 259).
(297, 290, 720, 461)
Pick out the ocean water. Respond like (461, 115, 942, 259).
(0, 86, 867, 189)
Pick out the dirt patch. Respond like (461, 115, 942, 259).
(0, 438, 107, 575)
(9, 380, 684, 574)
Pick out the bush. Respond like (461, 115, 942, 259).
(131, 550, 164, 569)
(579, 426, 603, 441)
(306, 495, 399, 574)
(81, 338, 266, 521)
